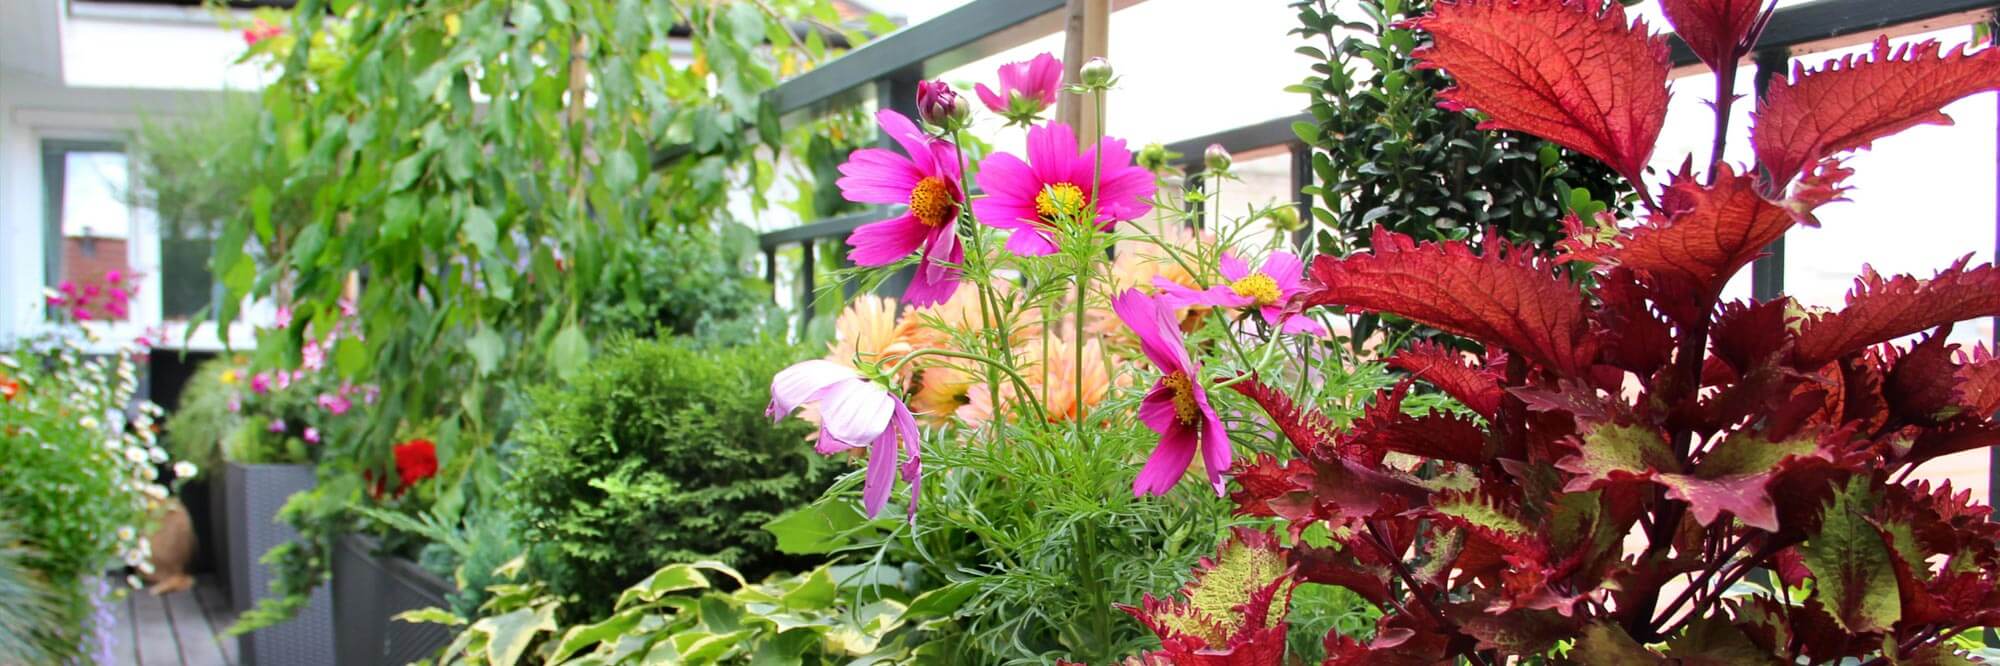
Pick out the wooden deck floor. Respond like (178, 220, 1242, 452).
(107, 576, 239, 666)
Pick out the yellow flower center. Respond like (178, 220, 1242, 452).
(1034, 182, 1088, 223)
(1161, 371, 1201, 426)
(1229, 274, 1281, 307)
(909, 177, 956, 227)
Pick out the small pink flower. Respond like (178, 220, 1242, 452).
(58, 281, 77, 295)
(70, 307, 92, 322)
(768, 360, 922, 519)
(107, 287, 129, 304)
(251, 372, 271, 394)
(105, 269, 124, 285)
(46, 293, 64, 308)
(837, 110, 966, 307)
(268, 419, 288, 433)
(1154, 251, 1326, 336)
(274, 306, 292, 329)
(974, 52, 1062, 127)
(301, 340, 325, 371)
(304, 427, 321, 444)
(1113, 289, 1231, 497)
(243, 18, 283, 46)
(227, 396, 242, 413)
(973, 123, 1157, 256)
(318, 392, 351, 416)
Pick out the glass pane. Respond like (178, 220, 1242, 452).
(49, 149, 137, 322)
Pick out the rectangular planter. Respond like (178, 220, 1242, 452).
(331, 534, 388, 666)
(331, 533, 457, 665)
(222, 461, 334, 666)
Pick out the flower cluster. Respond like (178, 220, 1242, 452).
(773, 54, 1331, 522)
(44, 270, 139, 322)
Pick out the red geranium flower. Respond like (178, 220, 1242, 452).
(393, 438, 438, 487)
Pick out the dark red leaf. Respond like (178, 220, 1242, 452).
(1883, 328, 1962, 426)
(1305, 228, 1597, 376)
(1752, 36, 2000, 188)
(1408, 0, 1671, 184)
(1226, 376, 1368, 463)
(1387, 341, 1504, 418)
(1292, 544, 1393, 606)
(1792, 257, 2000, 369)
(1592, 269, 1676, 377)
(1710, 298, 1793, 374)
(1902, 420, 2000, 469)
(1952, 344, 2000, 417)
(1612, 167, 1795, 323)
(1346, 381, 1490, 465)
(1659, 0, 1771, 73)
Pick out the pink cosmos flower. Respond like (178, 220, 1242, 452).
(972, 122, 1156, 256)
(267, 419, 287, 434)
(1153, 251, 1326, 336)
(250, 372, 271, 394)
(974, 53, 1062, 126)
(318, 392, 351, 416)
(768, 359, 922, 519)
(303, 427, 321, 444)
(838, 110, 966, 307)
(1113, 289, 1231, 497)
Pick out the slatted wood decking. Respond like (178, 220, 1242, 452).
(106, 576, 239, 666)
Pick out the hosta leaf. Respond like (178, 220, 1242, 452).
(1753, 37, 2000, 188)
(1792, 258, 2000, 369)
(1407, 0, 1670, 184)
(1305, 229, 1596, 375)
(476, 602, 557, 666)
(1802, 476, 1900, 634)
(1659, 0, 1770, 74)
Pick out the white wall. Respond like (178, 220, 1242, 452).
(0, 0, 268, 351)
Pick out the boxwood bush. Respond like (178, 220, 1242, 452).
(508, 335, 831, 616)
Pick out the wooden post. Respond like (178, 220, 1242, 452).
(1058, 0, 1111, 142)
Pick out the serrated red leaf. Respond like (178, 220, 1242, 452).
(1347, 381, 1490, 465)
(1292, 544, 1393, 606)
(1387, 341, 1504, 418)
(1591, 269, 1676, 377)
(1659, 0, 1771, 73)
(1952, 344, 2000, 417)
(1710, 298, 1793, 374)
(1408, 0, 1670, 184)
(1791, 257, 2000, 369)
(1883, 328, 1963, 426)
(1752, 36, 2000, 188)
(1613, 167, 1795, 323)
(1305, 228, 1597, 376)
(1226, 376, 1372, 463)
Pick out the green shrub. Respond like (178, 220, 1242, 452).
(587, 222, 772, 339)
(0, 517, 69, 665)
(509, 336, 831, 616)
(164, 357, 245, 475)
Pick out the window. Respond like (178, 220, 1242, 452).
(42, 140, 137, 322)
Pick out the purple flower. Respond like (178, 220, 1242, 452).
(972, 122, 1157, 256)
(267, 419, 287, 434)
(1113, 289, 1231, 497)
(974, 52, 1062, 127)
(1153, 251, 1326, 336)
(318, 392, 351, 416)
(768, 360, 922, 519)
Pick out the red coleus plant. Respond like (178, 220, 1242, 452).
(1122, 0, 2000, 663)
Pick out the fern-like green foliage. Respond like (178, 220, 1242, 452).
(0, 517, 70, 665)
(164, 357, 246, 475)
(509, 336, 831, 617)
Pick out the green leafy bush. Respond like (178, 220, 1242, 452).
(164, 357, 246, 475)
(586, 224, 772, 339)
(408, 558, 949, 664)
(510, 337, 832, 616)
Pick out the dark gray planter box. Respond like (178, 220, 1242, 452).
(331, 533, 456, 665)
(222, 462, 334, 666)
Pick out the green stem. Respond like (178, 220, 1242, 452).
(888, 348, 1048, 424)
(950, 130, 1009, 433)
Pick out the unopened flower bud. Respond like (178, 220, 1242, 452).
(1078, 57, 1115, 88)
(916, 80, 966, 132)
(1266, 206, 1304, 233)
(1204, 144, 1232, 172)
